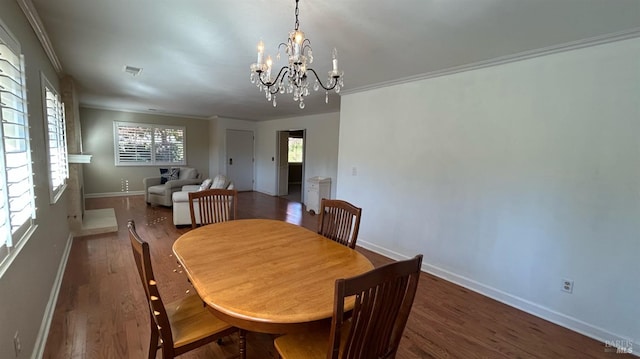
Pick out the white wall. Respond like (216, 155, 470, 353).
(338, 38, 640, 345)
(81, 108, 211, 195)
(255, 112, 340, 203)
(207, 113, 340, 202)
(0, 1, 72, 357)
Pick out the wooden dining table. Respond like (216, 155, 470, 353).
(172, 218, 374, 358)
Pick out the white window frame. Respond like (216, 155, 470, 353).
(0, 21, 37, 275)
(41, 74, 68, 203)
(113, 121, 186, 166)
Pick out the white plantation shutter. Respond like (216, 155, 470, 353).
(45, 89, 67, 189)
(0, 24, 35, 269)
(154, 126, 184, 164)
(115, 123, 152, 164)
(114, 122, 185, 166)
(44, 81, 68, 202)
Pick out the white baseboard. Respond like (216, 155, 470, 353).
(31, 233, 73, 359)
(256, 189, 277, 196)
(357, 239, 637, 356)
(84, 191, 144, 198)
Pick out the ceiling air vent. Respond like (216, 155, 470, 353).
(123, 65, 143, 76)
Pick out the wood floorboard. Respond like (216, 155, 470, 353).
(41, 192, 627, 358)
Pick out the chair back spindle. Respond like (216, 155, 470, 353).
(188, 189, 238, 228)
(329, 254, 423, 359)
(318, 199, 362, 249)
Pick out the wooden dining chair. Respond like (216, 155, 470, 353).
(274, 254, 423, 359)
(188, 188, 238, 228)
(127, 220, 237, 359)
(317, 199, 362, 249)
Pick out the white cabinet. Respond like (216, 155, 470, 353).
(306, 177, 331, 214)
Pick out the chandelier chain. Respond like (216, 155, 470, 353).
(294, 0, 300, 31)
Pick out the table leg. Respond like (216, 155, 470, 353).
(239, 329, 247, 359)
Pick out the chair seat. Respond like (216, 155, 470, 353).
(274, 321, 350, 359)
(166, 294, 233, 348)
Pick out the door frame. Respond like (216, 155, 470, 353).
(276, 129, 306, 200)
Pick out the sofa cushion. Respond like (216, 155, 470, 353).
(179, 167, 198, 180)
(148, 184, 167, 195)
(199, 178, 213, 191)
(160, 167, 180, 184)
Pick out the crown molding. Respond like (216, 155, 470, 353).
(16, 0, 63, 74)
(341, 28, 640, 96)
(80, 104, 214, 120)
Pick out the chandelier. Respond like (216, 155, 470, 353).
(250, 0, 344, 109)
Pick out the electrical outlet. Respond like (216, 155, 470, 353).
(561, 278, 574, 293)
(13, 331, 21, 357)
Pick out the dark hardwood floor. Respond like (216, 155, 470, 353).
(42, 192, 625, 358)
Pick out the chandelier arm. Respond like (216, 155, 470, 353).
(257, 66, 288, 87)
(258, 66, 288, 95)
(306, 68, 339, 91)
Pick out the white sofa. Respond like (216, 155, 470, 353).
(172, 174, 234, 226)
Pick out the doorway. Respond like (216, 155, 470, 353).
(277, 129, 305, 202)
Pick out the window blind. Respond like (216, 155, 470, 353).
(154, 126, 184, 163)
(0, 24, 35, 269)
(115, 124, 152, 164)
(44, 84, 68, 202)
(114, 122, 185, 166)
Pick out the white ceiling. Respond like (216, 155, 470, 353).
(30, 0, 640, 121)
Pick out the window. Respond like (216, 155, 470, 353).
(0, 22, 36, 271)
(288, 137, 303, 163)
(42, 75, 68, 203)
(114, 122, 186, 166)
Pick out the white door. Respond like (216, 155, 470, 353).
(226, 129, 254, 191)
(277, 131, 289, 196)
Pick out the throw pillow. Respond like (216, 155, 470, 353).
(211, 175, 228, 189)
(179, 167, 198, 180)
(169, 168, 180, 181)
(159, 168, 169, 184)
(199, 178, 213, 191)
(160, 167, 180, 184)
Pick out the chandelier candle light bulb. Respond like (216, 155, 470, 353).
(257, 40, 265, 65)
(266, 55, 273, 80)
(249, 0, 344, 109)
